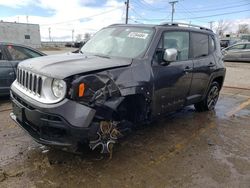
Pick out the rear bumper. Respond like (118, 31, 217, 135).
(10, 85, 98, 150)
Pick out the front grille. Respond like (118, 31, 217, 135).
(17, 68, 43, 96)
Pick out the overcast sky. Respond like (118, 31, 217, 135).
(0, 0, 249, 41)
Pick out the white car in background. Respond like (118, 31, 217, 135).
(222, 42, 250, 62)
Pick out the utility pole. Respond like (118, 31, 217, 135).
(26, 15, 29, 23)
(48, 27, 51, 42)
(72, 29, 75, 44)
(169, 1, 178, 23)
(208, 21, 214, 30)
(125, 0, 129, 24)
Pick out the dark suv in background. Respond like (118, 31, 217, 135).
(10, 23, 225, 154)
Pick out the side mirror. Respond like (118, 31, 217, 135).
(163, 48, 178, 64)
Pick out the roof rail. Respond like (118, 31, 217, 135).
(108, 23, 121, 27)
(159, 22, 212, 32)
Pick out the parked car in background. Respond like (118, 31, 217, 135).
(0, 43, 45, 96)
(65, 42, 75, 47)
(240, 34, 250, 42)
(220, 39, 238, 49)
(222, 42, 250, 62)
(74, 41, 87, 48)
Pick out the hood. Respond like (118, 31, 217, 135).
(18, 53, 132, 79)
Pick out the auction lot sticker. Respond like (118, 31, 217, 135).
(128, 32, 149, 39)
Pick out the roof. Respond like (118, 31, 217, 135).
(108, 22, 214, 34)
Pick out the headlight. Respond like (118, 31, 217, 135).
(52, 79, 66, 98)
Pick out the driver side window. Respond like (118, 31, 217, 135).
(160, 31, 190, 61)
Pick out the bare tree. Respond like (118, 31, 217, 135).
(75, 34, 82, 42)
(237, 24, 250, 34)
(215, 20, 231, 37)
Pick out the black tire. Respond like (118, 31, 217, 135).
(194, 82, 220, 112)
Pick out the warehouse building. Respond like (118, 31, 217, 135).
(0, 21, 41, 48)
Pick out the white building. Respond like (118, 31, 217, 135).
(0, 21, 41, 48)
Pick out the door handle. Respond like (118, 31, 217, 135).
(184, 66, 193, 72)
(9, 72, 15, 76)
(208, 62, 216, 67)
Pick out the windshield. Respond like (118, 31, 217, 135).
(80, 27, 154, 58)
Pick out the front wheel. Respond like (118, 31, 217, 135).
(194, 82, 220, 112)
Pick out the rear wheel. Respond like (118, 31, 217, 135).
(194, 82, 220, 112)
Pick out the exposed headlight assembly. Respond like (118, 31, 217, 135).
(71, 74, 120, 105)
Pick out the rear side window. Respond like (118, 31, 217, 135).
(6, 45, 42, 60)
(191, 33, 209, 58)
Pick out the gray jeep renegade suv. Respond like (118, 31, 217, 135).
(10, 23, 226, 154)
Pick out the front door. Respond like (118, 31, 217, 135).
(225, 43, 245, 61)
(152, 31, 193, 115)
(241, 43, 250, 60)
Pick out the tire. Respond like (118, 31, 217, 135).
(194, 82, 220, 112)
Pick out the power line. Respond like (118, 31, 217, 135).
(133, 0, 166, 11)
(178, 2, 250, 13)
(177, 9, 250, 20)
(178, 2, 195, 17)
(132, 0, 250, 14)
(175, 2, 209, 23)
(134, 9, 250, 21)
(40, 7, 122, 26)
(130, 7, 148, 21)
(140, 0, 163, 9)
(183, 0, 248, 10)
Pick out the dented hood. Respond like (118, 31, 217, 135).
(18, 53, 132, 79)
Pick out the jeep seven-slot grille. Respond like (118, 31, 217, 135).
(17, 68, 43, 95)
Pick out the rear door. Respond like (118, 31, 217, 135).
(188, 32, 216, 104)
(0, 45, 15, 95)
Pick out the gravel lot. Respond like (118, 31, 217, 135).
(0, 56, 250, 187)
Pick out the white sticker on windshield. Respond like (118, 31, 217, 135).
(128, 32, 149, 39)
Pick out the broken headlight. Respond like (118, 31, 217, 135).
(71, 74, 120, 105)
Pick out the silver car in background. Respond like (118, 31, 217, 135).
(222, 42, 250, 62)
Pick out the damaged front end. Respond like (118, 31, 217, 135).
(68, 73, 130, 154)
